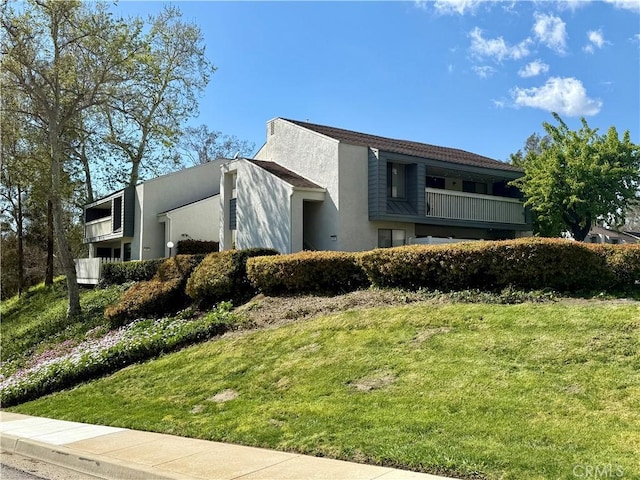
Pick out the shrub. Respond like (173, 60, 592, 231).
(357, 238, 623, 293)
(357, 242, 491, 291)
(484, 238, 612, 291)
(186, 248, 279, 306)
(592, 243, 640, 289)
(247, 251, 369, 295)
(105, 255, 204, 327)
(177, 239, 219, 255)
(99, 259, 164, 286)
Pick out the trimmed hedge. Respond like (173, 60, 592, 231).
(186, 248, 279, 306)
(105, 255, 204, 327)
(177, 239, 219, 255)
(357, 238, 639, 293)
(356, 242, 488, 291)
(99, 259, 164, 286)
(247, 251, 369, 295)
(591, 243, 640, 289)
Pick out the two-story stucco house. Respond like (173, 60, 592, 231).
(219, 118, 531, 253)
(81, 118, 531, 281)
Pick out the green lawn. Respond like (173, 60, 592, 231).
(0, 280, 123, 376)
(8, 301, 639, 480)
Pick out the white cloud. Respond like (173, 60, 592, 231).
(518, 60, 550, 77)
(426, 0, 484, 15)
(511, 77, 602, 116)
(588, 30, 606, 48)
(583, 29, 609, 53)
(469, 27, 532, 61)
(533, 12, 568, 54)
(473, 65, 497, 78)
(554, 0, 590, 11)
(604, 0, 640, 13)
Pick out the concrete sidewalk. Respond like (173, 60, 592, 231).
(1, 412, 456, 480)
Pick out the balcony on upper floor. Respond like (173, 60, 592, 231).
(85, 217, 114, 240)
(425, 187, 526, 225)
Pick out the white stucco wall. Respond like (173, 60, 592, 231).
(135, 161, 223, 259)
(336, 142, 375, 251)
(160, 195, 220, 257)
(220, 160, 294, 254)
(255, 119, 340, 251)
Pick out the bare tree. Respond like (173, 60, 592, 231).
(179, 124, 255, 166)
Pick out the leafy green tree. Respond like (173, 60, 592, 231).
(100, 5, 215, 187)
(509, 132, 561, 236)
(2, 0, 141, 317)
(513, 113, 640, 240)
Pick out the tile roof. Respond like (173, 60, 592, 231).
(249, 159, 323, 189)
(283, 119, 522, 173)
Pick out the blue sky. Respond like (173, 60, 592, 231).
(112, 0, 640, 162)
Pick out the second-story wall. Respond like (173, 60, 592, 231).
(256, 119, 341, 251)
(134, 161, 223, 260)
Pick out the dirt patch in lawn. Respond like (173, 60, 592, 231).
(350, 369, 397, 392)
(412, 326, 452, 344)
(233, 289, 435, 330)
(228, 288, 637, 339)
(208, 389, 238, 403)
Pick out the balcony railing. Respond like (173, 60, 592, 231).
(76, 257, 121, 285)
(85, 217, 112, 239)
(425, 188, 526, 225)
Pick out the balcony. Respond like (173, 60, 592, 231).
(425, 188, 526, 225)
(85, 217, 113, 240)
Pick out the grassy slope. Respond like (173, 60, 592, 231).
(8, 301, 640, 480)
(0, 281, 123, 375)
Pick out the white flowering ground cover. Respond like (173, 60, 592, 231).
(1, 303, 237, 407)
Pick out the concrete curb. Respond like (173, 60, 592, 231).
(1, 414, 458, 480)
(1, 433, 187, 480)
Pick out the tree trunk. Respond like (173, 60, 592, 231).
(45, 199, 54, 286)
(17, 184, 24, 296)
(50, 149, 81, 318)
(80, 145, 94, 203)
(128, 159, 140, 187)
(569, 219, 592, 242)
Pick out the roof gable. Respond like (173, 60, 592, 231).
(283, 118, 521, 173)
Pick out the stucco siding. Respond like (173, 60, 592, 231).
(258, 119, 340, 251)
(161, 196, 220, 256)
(235, 160, 292, 254)
(135, 161, 223, 259)
(337, 142, 372, 251)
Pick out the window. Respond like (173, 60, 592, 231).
(123, 243, 131, 261)
(378, 229, 406, 248)
(113, 196, 122, 231)
(463, 181, 487, 195)
(387, 162, 406, 198)
(426, 176, 445, 189)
